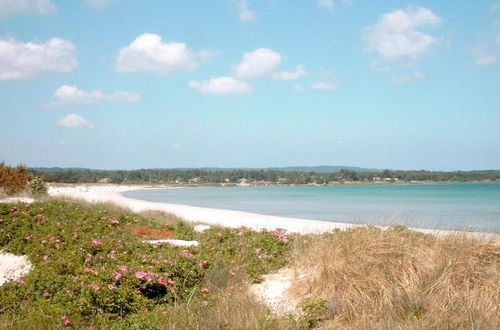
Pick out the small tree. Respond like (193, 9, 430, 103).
(26, 176, 48, 196)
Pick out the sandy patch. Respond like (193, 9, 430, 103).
(0, 252, 33, 286)
(251, 267, 307, 316)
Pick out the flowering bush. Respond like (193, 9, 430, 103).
(0, 200, 292, 327)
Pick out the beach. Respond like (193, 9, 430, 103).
(48, 185, 496, 239)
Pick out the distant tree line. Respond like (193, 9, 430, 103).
(30, 167, 500, 185)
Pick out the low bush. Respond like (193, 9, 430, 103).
(0, 163, 32, 195)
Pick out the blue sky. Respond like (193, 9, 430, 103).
(1, 0, 499, 170)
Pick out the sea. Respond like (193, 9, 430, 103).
(123, 183, 500, 232)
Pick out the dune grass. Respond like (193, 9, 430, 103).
(289, 226, 500, 329)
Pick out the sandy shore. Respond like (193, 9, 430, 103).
(48, 185, 497, 238)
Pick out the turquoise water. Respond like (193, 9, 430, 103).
(123, 183, 500, 232)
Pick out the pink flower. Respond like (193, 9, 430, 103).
(108, 284, 116, 290)
(157, 277, 167, 286)
(201, 288, 209, 293)
(89, 284, 100, 291)
(201, 300, 209, 306)
(91, 239, 102, 246)
(217, 232, 223, 238)
(42, 291, 50, 298)
(239, 242, 245, 246)
(117, 265, 127, 272)
(135, 271, 148, 280)
(114, 272, 123, 281)
(140, 306, 148, 311)
(60, 316, 72, 326)
(167, 279, 175, 286)
(15, 278, 25, 284)
(83, 268, 98, 275)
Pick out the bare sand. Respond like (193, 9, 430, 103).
(48, 184, 497, 239)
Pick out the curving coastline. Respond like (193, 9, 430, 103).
(48, 185, 497, 239)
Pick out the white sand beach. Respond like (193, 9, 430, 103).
(48, 185, 497, 239)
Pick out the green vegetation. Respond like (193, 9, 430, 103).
(30, 167, 500, 185)
(1, 199, 498, 329)
(0, 199, 292, 329)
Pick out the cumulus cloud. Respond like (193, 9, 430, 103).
(234, 48, 281, 80)
(293, 85, 305, 92)
(46, 85, 141, 108)
(188, 76, 252, 95)
(0, 37, 77, 80)
(364, 6, 441, 61)
(0, 0, 56, 19)
(234, 0, 255, 22)
(272, 65, 307, 80)
(115, 33, 198, 75)
(310, 81, 337, 92)
(57, 114, 95, 130)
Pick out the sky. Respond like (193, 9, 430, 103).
(0, 0, 499, 171)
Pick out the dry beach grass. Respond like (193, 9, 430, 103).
(289, 226, 500, 329)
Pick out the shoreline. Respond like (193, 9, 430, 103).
(48, 185, 497, 239)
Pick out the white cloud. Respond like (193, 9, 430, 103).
(272, 65, 307, 80)
(0, 37, 77, 80)
(364, 6, 441, 61)
(310, 81, 337, 92)
(172, 144, 182, 150)
(0, 0, 56, 19)
(188, 76, 252, 95)
(198, 50, 220, 63)
(85, 0, 109, 9)
(115, 33, 198, 75)
(473, 54, 497, 65)
(293, 85, 305, 92)
(391, 71, 425, 84)
(46, 85, 140, 108)
(234, 48, 281, 80)
(234, 0, 256, 22)
(317, 0, 334, 10)
(57, 114, 95, 130)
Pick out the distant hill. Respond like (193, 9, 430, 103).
(265, 166, 380, 173)
(32, 166, 380, 173)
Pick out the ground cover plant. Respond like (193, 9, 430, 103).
(0, 200, 293, 329)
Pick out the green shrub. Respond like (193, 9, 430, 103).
(298, 298, 328, 329)
(25, 176, 48, 196)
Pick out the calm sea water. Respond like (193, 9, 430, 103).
(123, 183, 500, 232)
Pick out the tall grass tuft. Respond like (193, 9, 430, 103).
(289, 226, 500, 329)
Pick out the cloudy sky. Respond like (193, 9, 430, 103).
(1, 0, 499, 170)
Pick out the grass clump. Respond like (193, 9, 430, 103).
(289, 226, 500, 329)
(0, 199, 293, 329)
